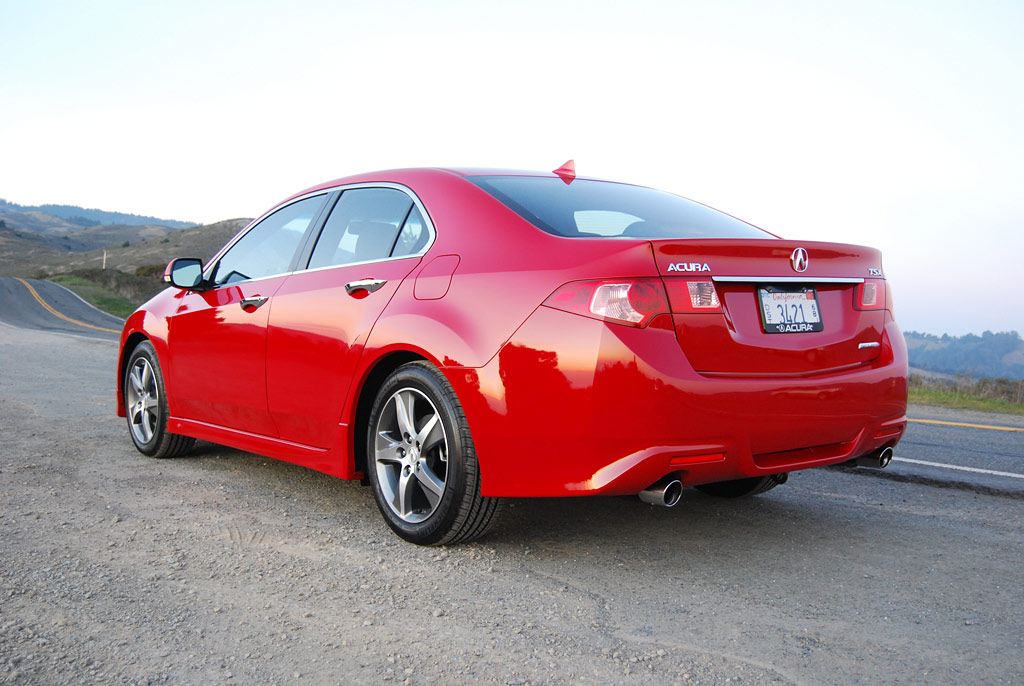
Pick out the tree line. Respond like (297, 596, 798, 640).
(905, 330, 1024, 380)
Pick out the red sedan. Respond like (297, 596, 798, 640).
(117, 163, 908, 545)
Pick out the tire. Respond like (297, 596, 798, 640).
(695, 473, 788, 498)
(366, 361, 501, 546)
(124, 341, 195, 458)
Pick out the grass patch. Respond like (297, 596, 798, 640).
(909, 386, 1024, 416)
(48, 274, 138, 318)
(43, 268, 165, 318)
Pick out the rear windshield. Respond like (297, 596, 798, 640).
(468, 176, 773, 239)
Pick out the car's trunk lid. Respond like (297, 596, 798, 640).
(652, 239, 887, 375)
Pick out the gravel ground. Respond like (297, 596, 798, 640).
(1, 323, 1022, 685)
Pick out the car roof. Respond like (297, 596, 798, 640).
(280, 167, 615, 207)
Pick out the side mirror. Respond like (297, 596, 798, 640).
(164, 258, 205, 290)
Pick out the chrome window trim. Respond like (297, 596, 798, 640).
(197, 253, 427, 289)
(300, 252, 425, 276)
(203, 190, 332, 284)
(202, 182, 436, 288)
(211, 271, 295, 287)
(711, 276, 865, 284)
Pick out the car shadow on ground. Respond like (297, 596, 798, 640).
(164, 440, 875, 559)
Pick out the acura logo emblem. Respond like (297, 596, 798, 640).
(791, 247, 809, 273)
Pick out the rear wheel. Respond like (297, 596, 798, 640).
(695, 473, 788, 498)
(367, 361, 501, 545)
(124, 341, 195, 458)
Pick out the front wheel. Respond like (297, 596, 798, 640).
(367, 362, 501, 545)
(124, 341, 195, 458)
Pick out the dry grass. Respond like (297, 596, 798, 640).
(909, 373, 1024, 415)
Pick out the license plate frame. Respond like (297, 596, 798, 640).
(758, 286, 824, 333)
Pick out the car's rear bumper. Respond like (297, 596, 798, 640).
(446, 307, 908, 497)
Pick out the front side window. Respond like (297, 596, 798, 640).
(212, 195, 326, 286)
(468, 176, 773, 240)
(307, 188, 420, 270)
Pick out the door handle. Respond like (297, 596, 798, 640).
(345, 278, 387, 296)
(239, 295, 269, 310)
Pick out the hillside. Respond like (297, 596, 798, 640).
(0, 218, 187, 253)
(0, 198, 194, 231)
(0, 217, 252, 313)
(0, 209, 83, 235)
(905, 330, 1024, 380)
(0, 196, 202, 259)
(1, 218, 251, 278)
(0, 196, 251, 314)
(60, 218, 250, 273)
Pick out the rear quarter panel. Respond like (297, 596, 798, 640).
(362, 171, 663, 368)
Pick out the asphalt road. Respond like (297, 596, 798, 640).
(1, 280, 1022, 684)
(0, 276, 123, 342)
(841, 407, 1024, 498)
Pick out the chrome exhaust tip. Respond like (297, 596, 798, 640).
(638, 477, 683, 507)
(878, 446, 894, 468)
(853, 446, 894, 469)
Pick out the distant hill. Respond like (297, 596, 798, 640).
(0, 218, 251, 278)
(0, 195, 247, 311)
(0, 218, 187, 253)
(0, 220, 65, 267)
(905, 330, 1024, 380)
(0, 196, 200, 256)
(0, 197, 194, 232)
(55, 218, 251, 274)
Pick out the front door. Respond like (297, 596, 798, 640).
(167, 194, 328, 435)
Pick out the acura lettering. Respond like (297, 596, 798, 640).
(667, 262, 711, 273)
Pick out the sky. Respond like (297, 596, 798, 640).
(1, 0, 1021, 336)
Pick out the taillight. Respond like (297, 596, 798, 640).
(663, 278, 722, 312)
(855, 280, 886, 310)
(544, 279, 669, 327)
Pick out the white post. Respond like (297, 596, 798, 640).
(102, 250, 107, 270)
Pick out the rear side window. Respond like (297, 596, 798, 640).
(308, 188, 417, 269)
(468, 176, 772, 239)
(392, 206, 430, 257)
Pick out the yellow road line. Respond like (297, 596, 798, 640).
(908, 418, 1024, 433)
(14, 278, 121, 334)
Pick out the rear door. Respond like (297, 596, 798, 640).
(266, 186, 433, 448)
(652, 239, 888, 375)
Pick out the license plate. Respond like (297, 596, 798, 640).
(758, 286, 823, 333)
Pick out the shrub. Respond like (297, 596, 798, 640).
(135, 263, 166, 279)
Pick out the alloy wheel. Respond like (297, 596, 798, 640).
(127, 357, 160, 445)
(373, 387, 449, 523)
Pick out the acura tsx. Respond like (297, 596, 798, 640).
(117, 162, 908, 545)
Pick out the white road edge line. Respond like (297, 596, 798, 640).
(39, 279, 127, 324)
(893, 457, 1024, 480)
